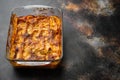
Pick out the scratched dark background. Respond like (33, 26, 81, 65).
(0, 0, 120, 80)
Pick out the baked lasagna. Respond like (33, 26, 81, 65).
(8, 14, 62, 60)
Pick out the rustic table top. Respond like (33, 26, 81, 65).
(0, 0, 120, 80)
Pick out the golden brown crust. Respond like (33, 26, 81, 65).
(9, 14, 62, 60)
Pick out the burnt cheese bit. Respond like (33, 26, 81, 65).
(29, 53, 46, 60)
(22, 33, 31, 39)
(27, 16, 38, 24)
(14, 47, 19, 58)
(18, 16, 26, 23)
(46, 52, 60, 60)
(15, 47, 23, 59)
(49, 29, 55, 39)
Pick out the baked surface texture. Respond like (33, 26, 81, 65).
(9, 14, 62, 60)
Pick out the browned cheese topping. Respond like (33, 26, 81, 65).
(9, 14, 62, 60)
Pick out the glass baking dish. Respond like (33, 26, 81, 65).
(6, 5, 63, 68)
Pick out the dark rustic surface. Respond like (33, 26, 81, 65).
(0, 0, 120, 80)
